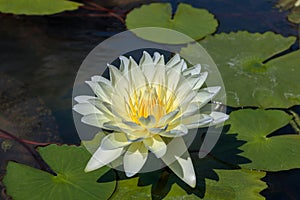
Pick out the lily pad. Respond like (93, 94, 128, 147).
(0, 0, 82, 15)
(181, 31, 299, 108)
(227, 109, 300, 171)
(165, 169, 266, 200)
(3, 145, 116, 200)
(126, 3, 218, 44)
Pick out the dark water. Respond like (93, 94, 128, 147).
(0, 0, 299, 199)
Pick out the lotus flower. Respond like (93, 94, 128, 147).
(73, 51, 228, 187)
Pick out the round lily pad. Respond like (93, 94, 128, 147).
(126, 3, 218, 44)
(3, 145, 116, 200)
(0, 0, 82, 15)
(227, 109, 300, 171)
(181, 31, 299, 108)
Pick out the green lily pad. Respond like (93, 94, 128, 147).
(181, 31, 299, 108)
(125, 3, 218, 44)
(288, 6, 300, 23)
(226, 109, 300, 171)
(3, 145, 116, 200)
(165, 169, 266, 200)
(0, 0, 82, 15)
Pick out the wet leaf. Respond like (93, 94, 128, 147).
(3, 145, 116, 200)
(126, 3, 218, 44)
(227, 109, 300, 171)
(0, 0, 82, 15)
(181, 31, 299, 108)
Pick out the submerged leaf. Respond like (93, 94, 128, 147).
(0, 0, 82, 15)
(126, 3, 218, 44)
(181, 31, 299, 108)
(227, 109, 300, 171)
(3, 145, 116, 200)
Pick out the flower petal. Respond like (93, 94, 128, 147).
(161, 124, 188, 137)
(85, 146, 123, 172)
(161, 137, 196, 187)
(139, 115, 156, 128)
(124, 142, 148, 177)
(192, 72, 208, 91)
(165, 54, 181, 68)
(100, 132, 131, 150)
(85, 81, 112, 103)
(157, 109, 179, 127)
(73, 103, 102, 115)
(143, 135, 167, 158)
(209, 112, 229, 126)
(182, 114, 213, 129)
(81, 113, 110, 128)
(182, 64, 201, 76)
(192, 86, 221, 108)
(148, 124, 168, 134)
(74, 95, 96, 103)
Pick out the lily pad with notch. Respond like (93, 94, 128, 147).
(181, 31, 299, 108)
(3, 145, 116, 200)
(126, 3, 218, 44)
(226, 109, 300, 171)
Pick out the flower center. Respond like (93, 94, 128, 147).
(127, 84, 176, 124)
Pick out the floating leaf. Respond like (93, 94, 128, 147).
(181, 31, 299, 108)
(110, 177, 152, 199)
(227, 109, 300, 171)
(0, 0, 82, 15)
(165, 169, 266, 200)
(126, 3, 218, 44)
(3, 145, 116, 200)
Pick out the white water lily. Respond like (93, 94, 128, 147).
(296, 0, 300, 7)
(73, 51, 228, 187)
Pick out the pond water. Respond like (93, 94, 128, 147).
(0, 0, 299, 199)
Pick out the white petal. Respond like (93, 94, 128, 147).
(182, 64, 201, 76)
(160, 124, 188, 137)
(124, 142, 148, 177)
(151, 61, 166, 87)
(148, 124, 168, 134)
(166, 54, 181, 68)
(192, 72, 208, 91)
(85, 146, 123, 172)
(119, 56, 130, 73)
(209, 112, 229, 126)
(74, 95, 96, 103)
(73, 103, 102, 115)
(182, 114, 213, 129)
(100, 132, 131, 150)
(153, 52, 161, 64)
(143, 135, 167, 158)
(192, 86, 221, 108)
(139, 115, 156, 128)
(122, 120, 145, 130)
(140, 51, 155, 81)
(91, 75, 111, 86)
(81, 113, 110, 128)
(140, 51, 153, 66)
(108, 65, 123, 86)
(161, 137, 196, 187)
(85, 81, 112, 103)
(129, 64, 148, 89)
(157, 109, 179, 127)
(88, 99, 114, 118)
